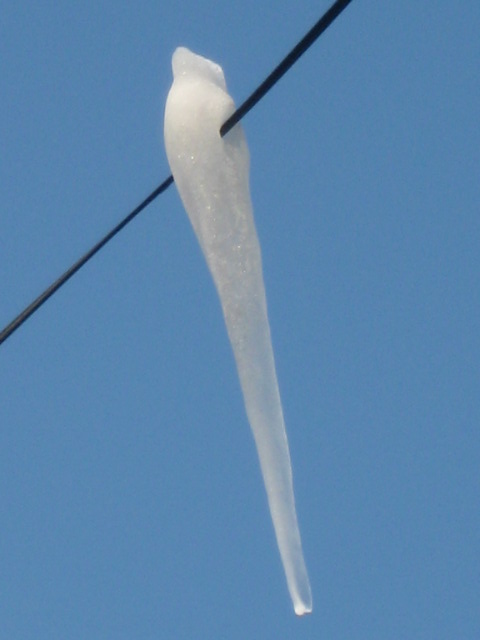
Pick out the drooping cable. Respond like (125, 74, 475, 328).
(0, 0, 354, 346)
(0, 176, 173, 345)
(221, 0, 353, 136)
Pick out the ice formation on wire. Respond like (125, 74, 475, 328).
(164, 47, 312, 615)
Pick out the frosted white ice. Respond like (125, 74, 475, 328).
(164, 47, 312, 615)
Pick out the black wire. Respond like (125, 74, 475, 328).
(0, 0, 353, 347)
(0, 176, 173, 346)
(221, 0, 354, 136)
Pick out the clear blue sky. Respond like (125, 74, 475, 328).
(1, 2, 479, 638)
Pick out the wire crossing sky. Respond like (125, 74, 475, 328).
(0, 0, 353, 346)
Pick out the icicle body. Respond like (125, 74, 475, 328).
(164, 47, 312, 615)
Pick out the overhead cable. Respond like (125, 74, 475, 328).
(0, 0, 354, 346)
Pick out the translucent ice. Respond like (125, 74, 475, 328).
(164, 47, 312, 615)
